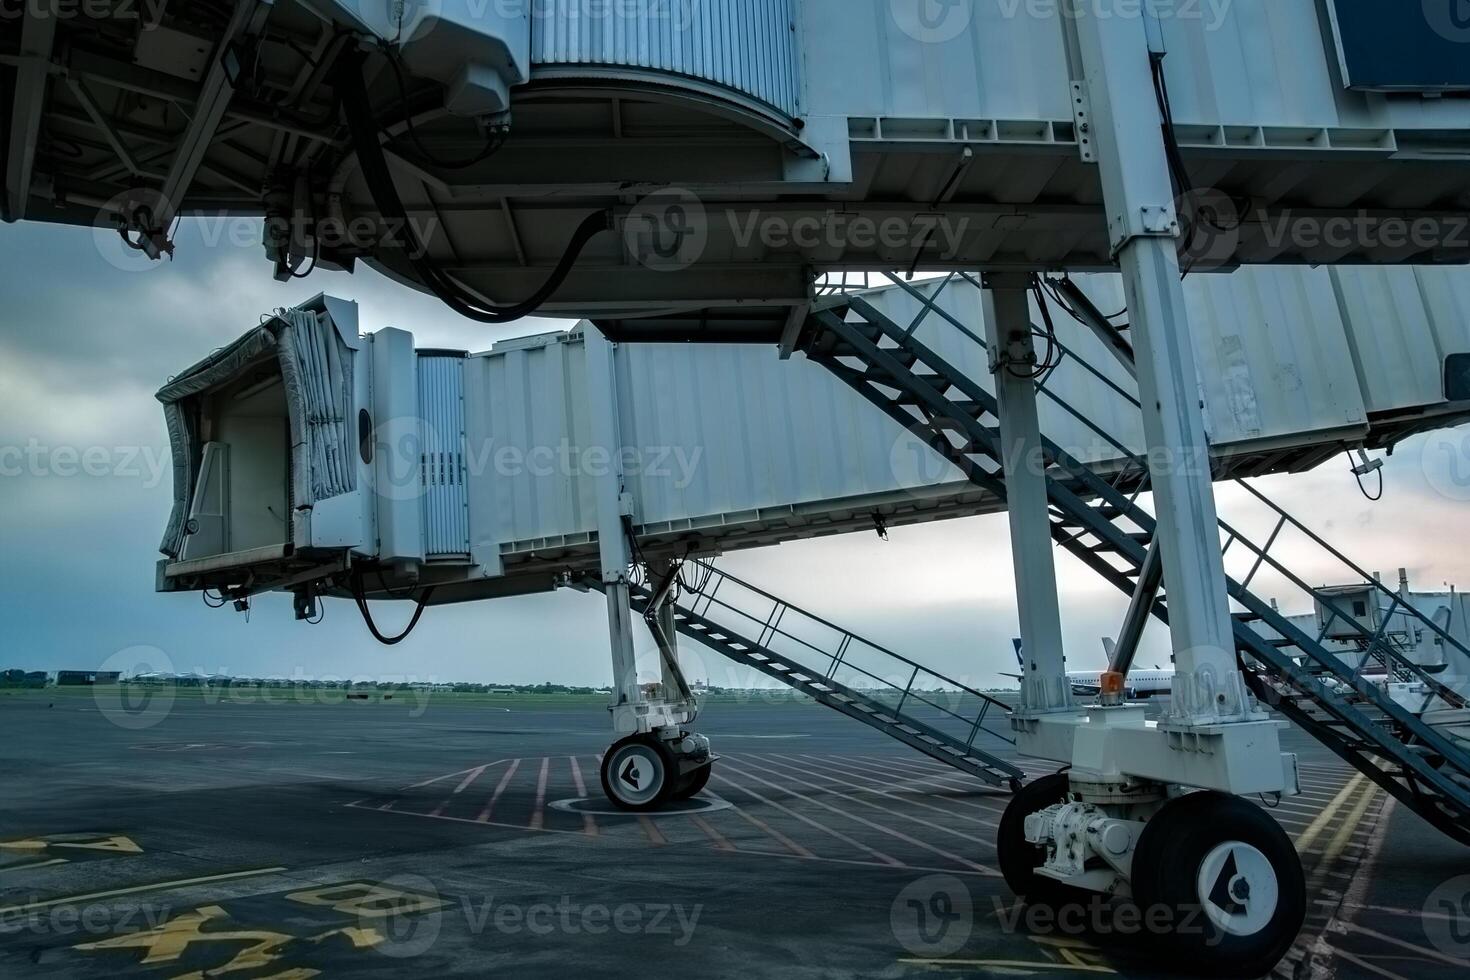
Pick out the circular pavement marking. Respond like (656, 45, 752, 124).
(548, 797, 733, 818)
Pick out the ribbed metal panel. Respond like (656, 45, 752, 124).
(530, 0, 801, 118)
(454, 265, 1469, 553)
(418, 353, 471, 558)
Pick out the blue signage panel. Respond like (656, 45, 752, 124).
(1327, 1, 1470, 91)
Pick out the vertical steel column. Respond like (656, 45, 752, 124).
(1071, 3, 1249, 723)
(584, 327, 643, 729)
(647, 558, 692, 702)
(983, 274, 1072, 713)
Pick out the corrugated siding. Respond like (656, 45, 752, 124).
(453, 265, 1465, 550)
(418, 355, 471, 557)
(799, 0, 1470, 133)
(530, 0, 801, 117)
(463, 336, 598, 547)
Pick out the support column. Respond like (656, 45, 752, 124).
(647, 558, 692, 703)
(584, 327, 643, 732)
(1071, 2, 1251, 724)
(983, 274, 1072, 714)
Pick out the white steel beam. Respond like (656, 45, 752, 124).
(4, 11, 56, 222)
(983, 273, 1072, 714)
(1070, 2, 1251, 725)
(584, 327, 647, 734)
(146, 0, 275, 256)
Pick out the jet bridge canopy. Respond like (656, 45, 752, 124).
(6, 0, 1470, 324)
(156, 264, 1470, 605)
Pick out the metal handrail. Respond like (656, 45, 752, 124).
(851, 277, 1470, 674)
(676, 560, 1014, 742)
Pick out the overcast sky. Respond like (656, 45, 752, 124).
(2, 218, 1467, 690)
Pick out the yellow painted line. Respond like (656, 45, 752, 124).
(0, 858, 68, 875)
(1318, 778, 1379, 871)
(0, 866, 288, 916)
(1293, 774, 1364, 854)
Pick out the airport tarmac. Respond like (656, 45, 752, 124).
(1, 691, 1466, 979)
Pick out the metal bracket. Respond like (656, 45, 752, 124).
(1070, 81, 1097, 164)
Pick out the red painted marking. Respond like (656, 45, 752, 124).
(711, 767, 901, 866)
(568, 757, 598, 837)
(477, 758, 522, 823)
(529, 758, 550, 831)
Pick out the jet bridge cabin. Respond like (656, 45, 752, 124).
(156, 264, 1470, 609)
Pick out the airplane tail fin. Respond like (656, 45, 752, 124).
(1011, 638, 1023, 668)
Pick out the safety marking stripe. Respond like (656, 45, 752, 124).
(1345, 922, 1470, 969)
(529, 758, 550, 831)
(752, 754, 1000, 842)
(567, 757, 598, 837)
(637, 817, 667, 847)
(845, 755, 1011, 814)
(728, 758, 995, 873)
(720, 760, 991, 873)
(431, 764, 489, 817)
(690, 815, 735, 852)
(403, 761, 505, 790)
(1327, 947, 1410, 980)
(785, 755, 1003, 829)
(477, 758, 522, 823)
(1294, 774, 1366, 854)
(0, 866, 288, 915)
(1316, 780, 1379, 874)
(0, 858, 68, 875)
(701, 788, 814, 859)
(709, 769, 903, 866)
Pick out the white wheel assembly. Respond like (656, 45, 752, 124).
(599, 734, 676, 812)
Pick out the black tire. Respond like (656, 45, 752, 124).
(600, 734, 677, 812)
(997, 772, 1088, 906)
(671, 762, 712, 800)
(1131, 791, 1305, 978)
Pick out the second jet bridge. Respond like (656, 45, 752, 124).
(158, 263, 1470, 605)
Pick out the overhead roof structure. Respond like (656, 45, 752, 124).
(3, 0, 1469, 329)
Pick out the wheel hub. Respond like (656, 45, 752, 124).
(1197, 842, 1279, 937)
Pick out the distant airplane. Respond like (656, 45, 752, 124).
(1004, 639, 1175, 699)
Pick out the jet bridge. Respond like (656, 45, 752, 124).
(157, 264, 1470, 606)
(18, 2, 1470, 973)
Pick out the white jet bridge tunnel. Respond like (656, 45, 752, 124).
(10, 2, 1470, 974)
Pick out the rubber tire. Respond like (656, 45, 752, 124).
(997, 772, 1089, 906)
(671, 762, 712, 801)
(1130, 791, 1306, 978)
(600, 734, 678, 812)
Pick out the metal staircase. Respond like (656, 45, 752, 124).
(794, 288, 1470, 845)
(618, 562, 1025, 790)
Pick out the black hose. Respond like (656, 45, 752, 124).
(334, 47, 609, 323)
(351, 570, 435, 645)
